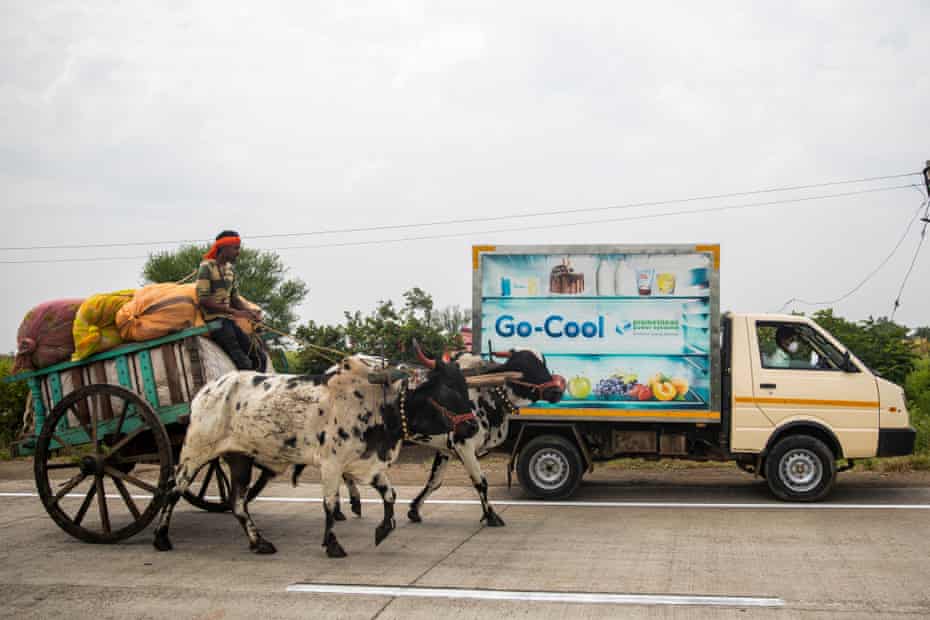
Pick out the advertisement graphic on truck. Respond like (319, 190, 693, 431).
(477, 246, 719, 422)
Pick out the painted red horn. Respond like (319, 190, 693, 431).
(412, 338, 436, 369)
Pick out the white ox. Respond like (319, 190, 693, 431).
(152, 353, 476, 558)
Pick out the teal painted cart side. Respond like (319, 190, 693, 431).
(5, 322, 220, 457)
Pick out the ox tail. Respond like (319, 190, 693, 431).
(291, 464, 306, 487)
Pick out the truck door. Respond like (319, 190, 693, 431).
(748, 319, 879, 458)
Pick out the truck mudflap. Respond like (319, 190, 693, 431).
(877, 427, 916, 457)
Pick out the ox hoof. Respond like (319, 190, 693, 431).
(333, 505, 347, 522)
(350, 497, 362, 517)
(407, 508, 422, 523)
(323, 533, 347, 558)
(153, 529, 173, 552)
(251, 539, 277, 555)
(482, 511, 506, 527)
(375, 519, 396, 546)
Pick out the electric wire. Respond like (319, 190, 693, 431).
(778, 196, 929, 313)
(0, 183, 917, 265)
(0, 171, 921, 252)
(891, 200, 930, 319)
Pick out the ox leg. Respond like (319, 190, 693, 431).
(321, 465, 347, 558)
(244, 466, 275, 504)
(372, 472, 397, 546)
(408, 452, 451, 523)
(225, 454, 276, 554)
(455, 444, 505, 527)
(153, 457, 209, 551)
(333, 474, 359, 521)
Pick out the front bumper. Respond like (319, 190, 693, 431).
(877, 427, 916, 457)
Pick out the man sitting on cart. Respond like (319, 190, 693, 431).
(196, 230, 265, 371)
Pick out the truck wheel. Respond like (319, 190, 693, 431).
(764, 435, 836, 502)
(517, 435, 583, 500)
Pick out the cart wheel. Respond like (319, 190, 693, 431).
(183, 458, 232, 512)
(34, 384, 173, 543)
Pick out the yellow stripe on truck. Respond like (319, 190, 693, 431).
(519, 408, 721, 420)
(734, 396, 878, 408)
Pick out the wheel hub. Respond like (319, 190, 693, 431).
(79, 455, 103, 477)
(779, 449, 822, 493)
(529, 449, 569, 490)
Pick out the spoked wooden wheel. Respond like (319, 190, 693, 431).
(34, 384, 173, 543)
(183, 458, 232, 512)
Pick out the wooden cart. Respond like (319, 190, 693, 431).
(3, 322, 267, 543)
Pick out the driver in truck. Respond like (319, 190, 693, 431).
(765, 326, 799, 369)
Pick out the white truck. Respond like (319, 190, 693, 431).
(471, 244, 915, 501)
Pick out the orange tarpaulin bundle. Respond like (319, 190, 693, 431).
(116, 283, 205, 342)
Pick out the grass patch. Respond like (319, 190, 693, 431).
(854, 453, 930, 472)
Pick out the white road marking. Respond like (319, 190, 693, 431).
(285, 583, 785, 608)
(2, 491, 929, 509)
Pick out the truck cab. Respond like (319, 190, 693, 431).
(727, 312, 914, 500)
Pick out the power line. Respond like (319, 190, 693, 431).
(0, 171, 922, 252)
(0, 183, 918, 265)
(891, 200, 930, 319)
(778, 196, 928, 313)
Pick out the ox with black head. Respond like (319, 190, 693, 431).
(151, 351, 477, 559)
(401, 348, 566, 525)
(343, 344, 564, 528)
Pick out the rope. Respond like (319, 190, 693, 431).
(252, 321, 347, 363)
(174, 270, 198, 285)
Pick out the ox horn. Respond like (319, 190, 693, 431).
(412, 338, 436, 369)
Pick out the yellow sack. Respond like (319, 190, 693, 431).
(72, 290, 135, 361)
(116, 283, 205, 342)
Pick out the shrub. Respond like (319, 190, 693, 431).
(0, 357, 29, 448)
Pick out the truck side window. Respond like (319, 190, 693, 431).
(757, 323, 842, 371)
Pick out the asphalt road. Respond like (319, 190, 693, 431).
(2, 461, 929, 619)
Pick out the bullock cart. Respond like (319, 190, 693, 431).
(4, 321, 264, 543)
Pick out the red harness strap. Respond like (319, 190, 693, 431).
(507, 377, 566, 400)
(428, 398, 477, 435)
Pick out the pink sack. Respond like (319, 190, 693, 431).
(13, 299, 85, 373)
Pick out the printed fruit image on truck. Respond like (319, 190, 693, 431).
(472, 244, 915, 501)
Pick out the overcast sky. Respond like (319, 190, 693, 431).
(2, 1, 929, 352)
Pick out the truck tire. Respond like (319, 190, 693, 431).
(764, 435, 836, 502)
(516, 435, 584, 500)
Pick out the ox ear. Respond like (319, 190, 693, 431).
(367, 368, 409, 384)
(465, 370, 523, 387)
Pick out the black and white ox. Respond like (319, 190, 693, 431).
(344, 348, 565, 527)
(152, 352, 476, 558)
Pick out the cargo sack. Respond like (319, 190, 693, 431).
(13, 299, 85, 372)
(72, 290, 135, 361)
(116, 283, 205, 342)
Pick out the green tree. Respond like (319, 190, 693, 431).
(811, 309, 915, 385)
(0, 357, 29, 448)
(292, 321, 346, 375)
(433, 304, 471, 335)
(905, 358, 930, 453)
(142, 245, 308, 333)
(912, 326, 930, 340)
